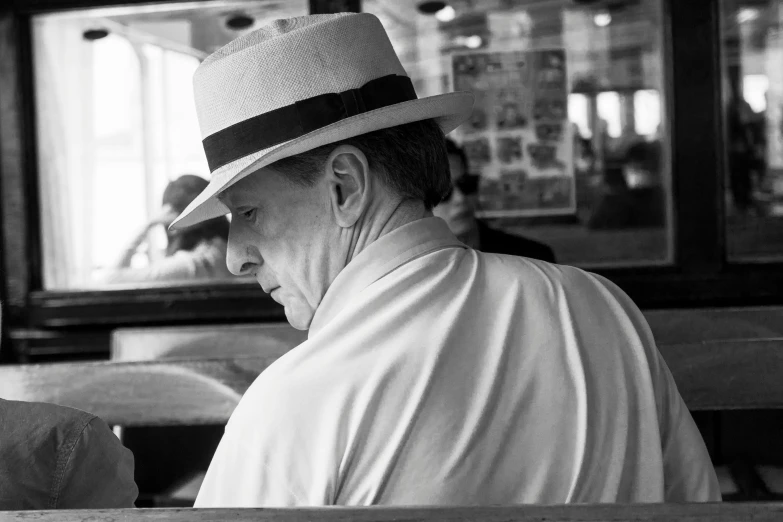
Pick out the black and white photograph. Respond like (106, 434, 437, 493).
(1, 0, 783, 519)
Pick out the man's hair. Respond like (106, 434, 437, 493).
(269, 119, 450, 210)
(445, 137, 469, 174)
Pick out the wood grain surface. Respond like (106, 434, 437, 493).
(0, 337, 780, 429)
(107, 308, 783, 362)
(1, 308, 782, 426)
(0, 357, 276, 426)
(0, 503, 781, 522)
(648, 307, 783, 410)
(645, 307, 783, 345)
(658, 340, 783, 410)
(111, 322, 306, 362)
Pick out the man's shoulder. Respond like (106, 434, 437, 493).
(473, 250, 616, 307)
(477, 221, 556, 262)
(0, 400, 101, 509)
(0, 399, 97, 439)
(226, 345, 322, 432)
(0, 399, 101, 462)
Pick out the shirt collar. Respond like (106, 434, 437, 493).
(308, 217, 465, 337)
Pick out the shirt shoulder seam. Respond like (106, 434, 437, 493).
(50, 414, 98, 508)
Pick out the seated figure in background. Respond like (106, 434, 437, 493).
(434, 139, 556, 262)
(105, 174, 232, 284)
(0, 399, 139, 509)
(0, 305, 138, 509)
(588, 140, 666, 230)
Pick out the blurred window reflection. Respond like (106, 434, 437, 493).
(568, 93, 591, 138)
(366, 0, 672, 267)
(33, 1, 307, 290)
(597, 91, 622, 138)
(721, 0, 783, 261)
(634, 89, 660, 136)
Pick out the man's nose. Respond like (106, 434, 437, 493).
(226, 231, 261, 276)
(227, 252, 260, 276)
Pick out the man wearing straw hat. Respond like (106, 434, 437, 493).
(171, 13, 719, 507)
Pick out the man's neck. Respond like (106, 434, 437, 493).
(343, 198, 432, 266)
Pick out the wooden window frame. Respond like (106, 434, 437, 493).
(1, 0, 782, 360)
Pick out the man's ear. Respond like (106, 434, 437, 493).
(325, 145, 371, 228)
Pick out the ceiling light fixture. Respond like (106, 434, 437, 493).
(418, 1, 448, 15)
(593, 12, 612, 27)
(435, 5, 456, 22)
(465, 35, 482, 49)
(82, 28, 110, 40)
(226, 13, 255, 30)
(737, 8, 759, 24)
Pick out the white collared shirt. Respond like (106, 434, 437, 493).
(196, 217, 719, 506)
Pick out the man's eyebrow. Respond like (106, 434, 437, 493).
(216, 191, 232, 206)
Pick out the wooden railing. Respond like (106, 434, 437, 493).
(2, 503, 783, 521)
(1, 307, 782, 507)
(1, 329, 782, 427)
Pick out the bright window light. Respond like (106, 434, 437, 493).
(634, 89, 661, 136)
(597, 91, 622, 138)
(568, 93, 591, 138)
(743, 74, 769, 113)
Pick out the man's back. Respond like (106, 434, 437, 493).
(196, 218, 719, 506)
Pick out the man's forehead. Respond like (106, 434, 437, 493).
(217, 175, 258, 206)
(216, 186, 238, 206)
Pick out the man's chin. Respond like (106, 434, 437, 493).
(284, 306, 313, 331)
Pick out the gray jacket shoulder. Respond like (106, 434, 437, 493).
(0, 399, 137, 509)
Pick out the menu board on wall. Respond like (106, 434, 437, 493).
(452, 49, 576, 218)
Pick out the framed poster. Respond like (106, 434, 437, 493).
(452, 49, 576, 218)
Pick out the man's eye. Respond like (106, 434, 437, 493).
(240, 208, 256, 221)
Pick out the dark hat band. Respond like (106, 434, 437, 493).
(202, 74, 418, 173)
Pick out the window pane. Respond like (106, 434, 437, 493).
(33, 1, 308, 290)
(597, 91, 623, 138)
(91, 35, 146, 276)
(366, 0, 672, 267)
(634, 89, 661, 136)
(721, 0, 783, 262)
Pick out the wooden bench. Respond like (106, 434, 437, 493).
(2, 341, 781, 502)
(1, 503, 782, 521)
(2, 307, 782, 504)
(105, 308, 783, 411)
(1, 337, 781, 425)
(0, 356, 276, 426)
(110, 323, 306, 362)
(645, 307, 783, 410)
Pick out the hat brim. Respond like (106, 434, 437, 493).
(170, 91, 474, 230)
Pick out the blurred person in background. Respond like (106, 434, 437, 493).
(588, 140, 666, 230)
(105, 174, 232, 284)
(0, 399, 139, 509)
(726, 80, 766, 216)
(0, 303, 138, 509)
(433, 138, 556, 262)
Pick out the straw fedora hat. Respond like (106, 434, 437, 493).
(171, 12, 474, 230)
